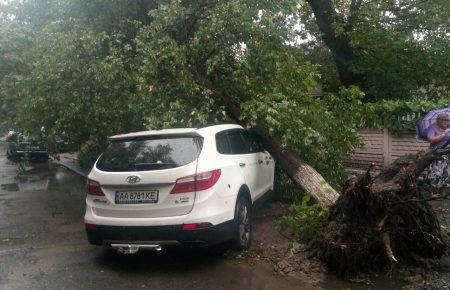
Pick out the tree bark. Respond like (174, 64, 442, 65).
(193, 71, 339, 208)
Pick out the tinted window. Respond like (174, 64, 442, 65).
(241, 131, 264, 153)
(96, 136, 203, 172)
(227, 131, 249, 154)
(216, 132, 231, 154)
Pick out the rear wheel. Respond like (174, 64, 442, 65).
(232, 196, 252, 250)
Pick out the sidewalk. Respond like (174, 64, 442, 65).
(51, 153, 88, 178)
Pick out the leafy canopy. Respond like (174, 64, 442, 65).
(0, 0, 448, 179)
(136, 0, 365, 184)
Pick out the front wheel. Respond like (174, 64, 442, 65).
(232, 196, 252, 250)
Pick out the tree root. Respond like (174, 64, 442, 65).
(315, 146, 450, 275)
(381, 232, 397, 264)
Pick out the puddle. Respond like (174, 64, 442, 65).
(1, 183, 19, 191)
(1, 176, 49, 192)
(17, 175, 49, 191)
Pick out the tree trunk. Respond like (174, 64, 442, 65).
(193, 72, 339, 208)
(251, 123, 339, 207)
(305, 0, 361, 86)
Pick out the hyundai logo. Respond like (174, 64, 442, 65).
(126, 176, 141, 184)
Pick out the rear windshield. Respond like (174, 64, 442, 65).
(96, 136, 203, 172)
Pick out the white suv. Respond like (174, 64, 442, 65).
(84, 124, 275, 253)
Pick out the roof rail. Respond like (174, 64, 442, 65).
(195, 122, 238, 129)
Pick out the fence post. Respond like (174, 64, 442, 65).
(383, 126, 392, 167)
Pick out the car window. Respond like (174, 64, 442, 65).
(240, 131, 264, 153)
(216, 132, 231, 154)
(227, 130, 250, 154)
(96, 136, 203, 172)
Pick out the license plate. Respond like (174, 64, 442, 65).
(115, 190, 159, 204)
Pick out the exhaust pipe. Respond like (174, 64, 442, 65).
(111, 243, 162, 254)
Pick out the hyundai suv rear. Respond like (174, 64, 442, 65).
(84, 124, 275, 252)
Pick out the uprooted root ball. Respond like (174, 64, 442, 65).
(315, 148, 449, 275)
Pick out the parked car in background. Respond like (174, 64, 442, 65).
(85, 124, 275, 253)
(56, 139, 71, 153)
(6, 132, 49, 162)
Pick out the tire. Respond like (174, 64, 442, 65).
(232, 195, 252, 250)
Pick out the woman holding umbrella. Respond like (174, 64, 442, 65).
(425, 113, 450, 194)
(427, 113, 450, 148)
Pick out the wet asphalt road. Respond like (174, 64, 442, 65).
(0, 145, 307, 290)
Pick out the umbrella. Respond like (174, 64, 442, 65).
(416, 107, 450, 140)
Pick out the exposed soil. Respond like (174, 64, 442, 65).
(246, 197, 328, 286)
(246, 196, 450, 289)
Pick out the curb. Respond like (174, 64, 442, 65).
(50, 157, 88, 178)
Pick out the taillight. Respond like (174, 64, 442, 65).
(182, 223, 213, 230)
(170, 169, 221, 194)
(85, 223, 98, 231)
(86, 179, 105, 196)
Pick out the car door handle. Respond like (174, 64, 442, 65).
(239, 163, 246, 167)
(258, 160, 263, 164)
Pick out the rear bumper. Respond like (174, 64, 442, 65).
(86, 220, 235, 247)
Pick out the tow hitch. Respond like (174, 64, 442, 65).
(111, 244, 162, 254)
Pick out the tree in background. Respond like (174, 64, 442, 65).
(0, 7, 33, 134)
(0, 0, 156, 162)
(302, 0, 449, 101)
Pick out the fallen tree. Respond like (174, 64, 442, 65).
(140, 0, 448, 274)
(193, 72, 339, 208)
(315, 145, 450, 274)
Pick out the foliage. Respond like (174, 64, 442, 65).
(137, 0, 364, 185)
(0, 0, 448, 178)
(362, 99, 450, 133)
(288, 241, 306, 257)
(298, 0, 450, 102)
(1, 1, 153, 166)
(0, 17, 33, 134)
(274, 168, 304, 202)
(243, 86, 365, 185)
(347, 0, 450, 102)
(18, 26, 148, 152)
(275, 195, 327, 242)
(77, 139, 106, 170)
